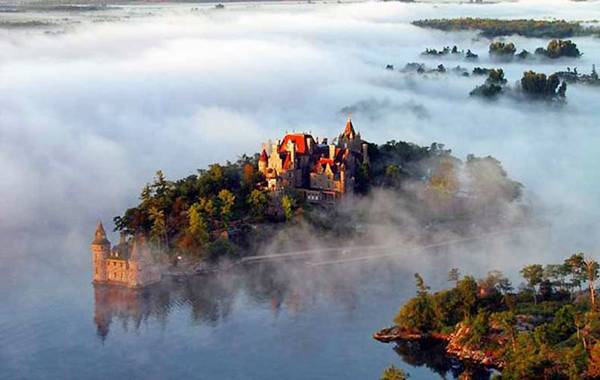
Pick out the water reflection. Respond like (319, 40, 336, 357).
(393, 340, 493, 380)
(92, 261, 365, 341)
(90, 258, 490, 379)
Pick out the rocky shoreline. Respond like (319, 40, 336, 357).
(373, 325, 503, 369)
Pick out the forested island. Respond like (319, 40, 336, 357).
(375, 254, 600, 379)
(111, 123, 524, 271)
(412, 18, 599, 38)
(470, 69, 568, 101)
(489, 39, 582, 61)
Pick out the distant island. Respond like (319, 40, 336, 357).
(412, 18, 600, 38)
(374, 253, 600, 379)
(94, 118, 525, 287)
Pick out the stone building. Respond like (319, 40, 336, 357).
(258, 117, 368, 203)
(91, 222, 161, 288)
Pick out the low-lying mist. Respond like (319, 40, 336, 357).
(1, 0, 600, 285)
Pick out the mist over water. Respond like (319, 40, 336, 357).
(1, 0, 600, 378)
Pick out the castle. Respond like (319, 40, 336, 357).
(258, 117, 368, 202)
(91, 222, 161, 288)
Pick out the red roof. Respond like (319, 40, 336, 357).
(278, 133, 314, 155)
(312, 158, 337, 174)
(343, 118, 356, 139)
(282, 152, 292, 170)
(259, 149, 268, 162)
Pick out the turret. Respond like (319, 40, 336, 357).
(258, 149, 268, 175)
(343, 117, 356, 140)
(91, 222, 110, 283)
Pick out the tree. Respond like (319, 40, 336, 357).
(414, 273, 430, 296)
(564, 253, 586, 295)
(394, 274, 437, 333)
(587, 342, 600, 378)
(187, 204, 209, 246)
(521, 264, 544, 304)
(199, 197, 216, 219)
(457, 276, 478, 318)
(448, 268, 461, 286)
(491, 311, 517, 350)
(537, 39, 581, 59)
(583, 256, 599, 309)
(149, 206, 167, 249)
(247, 189, 268, 220)
(380, 365, 408, 380)
(241, 163, 256, 190)
(217, 189, 236, 225)
(281, 195, 294, 221)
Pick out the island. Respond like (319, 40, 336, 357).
(374, 254, 600, 379)
(93, 118, 525, 288)
(412, 18, 599, 38)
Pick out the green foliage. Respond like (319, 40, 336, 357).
(412, 18, 595, 38)
(520, 71, 567, 99)
(535, 39, 582, 59)
(184, 203, 209, 252)
(489, 41, 516, 58)
(247, 189, 268, 220)
(217, 189, 236, 224)
(205, 239, 238, 262)
(281, 195, 294, 221)
(380, 365, 408, 380)
(394, 274, 437, 333)
(457, 276, 478, 318)
(521, 264, 544, 302)
(389, 254, 600, 379)
(470, 69, 506, 98)
(448, 268, 460, 285)
(461, 310, 490, 348)
(394, 294, 438, 333)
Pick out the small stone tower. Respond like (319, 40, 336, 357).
(127, 235, 161, 288)
(91, 222, 110, 283)
(258, 149, 268, 175)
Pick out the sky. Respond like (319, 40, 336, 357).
(1, 0, 600, 272)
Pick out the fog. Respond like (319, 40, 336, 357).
(1, 0, 600, 281)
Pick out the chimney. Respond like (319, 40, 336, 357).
(362, 143, 369, 164)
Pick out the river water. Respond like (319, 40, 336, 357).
(1, 229, 505, 380)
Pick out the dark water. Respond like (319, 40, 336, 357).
(0, 227, 510, 380)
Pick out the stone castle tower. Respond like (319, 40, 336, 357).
(91, 222, 161, 288)
(91, 222, 110, 283)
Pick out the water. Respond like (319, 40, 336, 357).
(0, 228, 531, 379)
(0, 241, 436, 379)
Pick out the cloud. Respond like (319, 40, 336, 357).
(1, 0, 600, 269)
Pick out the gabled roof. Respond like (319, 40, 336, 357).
(278, 133, 314, 155)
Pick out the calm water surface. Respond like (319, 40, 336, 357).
(0, 230, 499, 380)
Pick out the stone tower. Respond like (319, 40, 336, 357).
(128, 235, 161, 288)
(91, 222, 110, 283)
(258, 149, 268, 175)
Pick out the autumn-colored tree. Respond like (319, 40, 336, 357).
(247, 189, 268, 220)
(149, 206, 167, 248)
(380, 365, 408, 380)
(281, 195, 294, 221)
(587, 342, 600, 378)
(217, 189, 236, 225)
